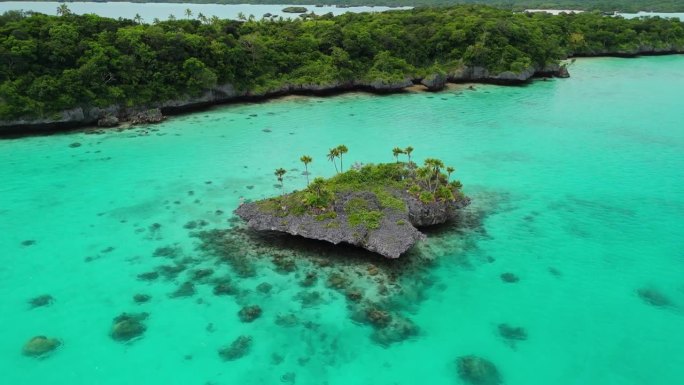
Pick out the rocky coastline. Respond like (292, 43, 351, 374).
(2, 50, 681, 137)
(0, 64, 567, 137)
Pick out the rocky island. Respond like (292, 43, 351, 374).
(236, 147, 470, 258)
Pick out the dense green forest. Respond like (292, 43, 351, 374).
(24, 0, 684, 13)
(1, 5, 683, 121)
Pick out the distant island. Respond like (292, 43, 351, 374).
(281, 6, 308, 14)
(19, 1, 684, 13)
(1, 5, 683, 135)
(235, 146, 470, 258)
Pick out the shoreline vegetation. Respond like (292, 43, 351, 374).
(1, 5, 684, 136)
(236, 146, 470, 258)
(11, 1, 684, 13)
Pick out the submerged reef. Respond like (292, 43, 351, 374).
(236, 159, 470, 258)
(218, 335, 253, 361)
(238, 305, 263, 323)
(637, 287, 672, 308)
(456, 355, 502, 385)
(22, 336, 61, 358)
(190, 186, 494, 346)
(498, 323, 528, 348)
(28, 294, 54, 309)
(110, 313, 148, 342)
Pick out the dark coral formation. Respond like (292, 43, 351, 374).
(300, 271, 318, 287)
(218, 335, 252, 361)
(192, 268, 214, 280)
(498, 323, 527, 347)
(637, 287, 672, 308)
(256, 282, 273, 294)
(275, 313, 299, 328)
(111, 313, 148, 342)
(137, 271, 159, 281)
(500, 273, 519, 283)
(456, 355, 502, 385)
(169, 282, 196, 298)
(22, 336, 61, 358)
(238, 305, 263, 323)
(133, 294, 151, 303)
(28, 294, 54, 309)
(213, 279, 238, 296)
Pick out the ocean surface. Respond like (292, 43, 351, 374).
(0, 1, 408, 20)
(2, 55, 684, 384)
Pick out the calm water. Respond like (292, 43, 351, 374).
(526, 9, 684, 20)
(0, 1, 408, 20)
(2, 56, 684, 384)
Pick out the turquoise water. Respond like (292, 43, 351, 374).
(0, 2, 408, 21)
(2, 56, 684, 384)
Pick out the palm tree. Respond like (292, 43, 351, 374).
(404, 146, 414, 164)
(392, 147, 404, 163)
(134, 13, 143, 25)
(274, 168, 287, 196)
(446, 166, 455, 182)
(197, 12, 207, 24)
(309, 177, 325, 198)
(300, 155, 312, 186)
(237, 12, 246, 21)
(56, 4, 71, 16)
(185, 8, 193, 19)
(423, 158, 445, 192)
(424, 158, 444, 175)
(168, 14, 176, 21)
(153, 17, 160, 24)
(327, 148, 340, 173)
(336, 145, 348, 172)
(416, 167, 430, 192)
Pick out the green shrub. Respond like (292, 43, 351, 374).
(419, 191, 434, 204)
(348, 210, 383, 229)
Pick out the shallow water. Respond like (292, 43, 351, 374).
(2, 56, 684, 384)
(0, 2, 408, 21)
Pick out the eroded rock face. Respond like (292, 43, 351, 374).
(421, 73, 447, 91)
(130, 108, 164, 125)
(97, 114, 119, 127)
(235, 190, 469, 259)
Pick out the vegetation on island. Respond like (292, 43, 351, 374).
(31, 0, 684, 13)
(1, 5, 684, 122)
(282, 7, 309, 14)
(261, 146, 464, 230)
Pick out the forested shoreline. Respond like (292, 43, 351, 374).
(14, 0, 684, 13)
(1, 5, 684, 134)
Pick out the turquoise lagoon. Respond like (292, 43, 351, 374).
(0, 2, 409, 20)
(2, 56, 684, 384)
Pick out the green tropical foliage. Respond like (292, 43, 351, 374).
(37, 0, 684, 13)
(1, 6, 683, 122)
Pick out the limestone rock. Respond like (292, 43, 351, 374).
(421, 72, 447, 91)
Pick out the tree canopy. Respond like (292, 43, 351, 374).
(1, 6, 683, 121)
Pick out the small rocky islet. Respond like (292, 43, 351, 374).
(236, 146, 470, 258)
